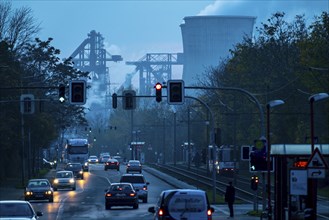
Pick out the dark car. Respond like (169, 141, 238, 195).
(105, 183, 139, 210)
(120, 173, 149, 203)
(148, 189, 215, 220)
(105, 158, 120, 171)
(126, 160, 142, 173)
(24, 179, 54, 202)
(65, 163, 84, 179)
(0, 200, 43, 219)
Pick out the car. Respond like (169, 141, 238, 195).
(100, 155, 110, 163)
(53, 170, 76, 191)
(148, 189, 215, 220)
(88, 155, 99, 163)
(126, 160, 142, 173)
(0, 200, 43, 219)
(65, 162, 84, 179)
(105, 158, 120, 171)
(112, 155, 124, 163)
(119, 173, 149, 203)
(24, 179, 54, 202)
(104, 182, 139, 210)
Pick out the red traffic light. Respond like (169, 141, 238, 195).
(155, 83, 162, 90)
(155, 82, 162, 102)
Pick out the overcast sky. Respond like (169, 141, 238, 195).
(12, 0, 328, 88)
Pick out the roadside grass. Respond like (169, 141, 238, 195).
(318, 185, 329, 198)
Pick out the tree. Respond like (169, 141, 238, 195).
(0, 1, 40, 53)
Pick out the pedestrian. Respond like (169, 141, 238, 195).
(225, 181, 235, 218)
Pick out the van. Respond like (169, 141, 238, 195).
(148, 189, 215, 220)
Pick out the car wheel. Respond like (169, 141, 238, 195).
(105, 204, 111, 210)
(143, 197, 148, 203)
(133, 203, 139, 209)
(24, 197, 29, 201)
(53, 188, 57, 191)
(81, 176, 84, 180)
(49, 197, 54, 202)
(117, 168, 119, 171)
(72, 186, 76, 190)
(104, 168, 107, 171)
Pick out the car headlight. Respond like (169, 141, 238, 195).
(84, 162, 88, 166)
(25, 191, 33, 196)
(54, 179, 59, 184)
(46, 190, 53, 194)
(69, 178, 75, 183)
(79, 171, 83, 174)
(88, 159, 91, 162)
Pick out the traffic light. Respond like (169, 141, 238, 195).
(249, 151, 267, 171)
(167, 80, 184, 104)
(112, 93, 117, 109)
(123, 90, 136, 110)
(249, 138, 273, 172)
(251, 175, 259, 190)
(69, 80, 86, 104)
(58, 84, 65, 103)
(155, 82, 162, 102)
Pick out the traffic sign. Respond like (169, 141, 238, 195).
(307, 168, 326, 179)
(306, 148, 328, 169)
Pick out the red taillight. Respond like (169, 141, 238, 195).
(143, 186, 147, 190)
(158, 209, 164, 216)
(129, 193, 136, 197)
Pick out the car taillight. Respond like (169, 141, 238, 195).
(143, 186, 147, 190)
(158, 208, 164, 216)
(106, 193, 112, 197)
(129, 193, 136, 197)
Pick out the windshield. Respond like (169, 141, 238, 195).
(67, 146, 88, 154)
(28, 180, 49, 187)
(56, 172, 73, 178)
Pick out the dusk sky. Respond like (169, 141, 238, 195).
(12, 0, 328, 88)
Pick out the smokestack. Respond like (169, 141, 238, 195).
(180, 15, 256, 86)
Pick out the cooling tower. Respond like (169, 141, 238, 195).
(180, 16, 256, 86)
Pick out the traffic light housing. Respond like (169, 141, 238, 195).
(59, 84, 65, 103)
(123, 90, 136, 110)
(251, 175, 259, 190)
(167, 80, 184, 104)
(69, 80, 86, 104)
(112, 93, 117, 109)
(249, 138, 274, 172)
(155, 82, 162, 102)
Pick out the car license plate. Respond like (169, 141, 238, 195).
(116, 193, 126, 197)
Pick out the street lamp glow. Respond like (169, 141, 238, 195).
(309, 93, 329, 102)
(267, 100, 285, 108)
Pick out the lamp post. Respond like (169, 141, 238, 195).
(266, 99, 284, 220)
(308, 92, 329, 220)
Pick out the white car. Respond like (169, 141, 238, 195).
(0, 200, 43, 219)
(148, 189, 215, 220)
(53, 170, 76, 191)
(88, 155, 99, 163)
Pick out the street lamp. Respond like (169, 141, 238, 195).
(308, 92, 328, 220)
(266, 99, 284, 220)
